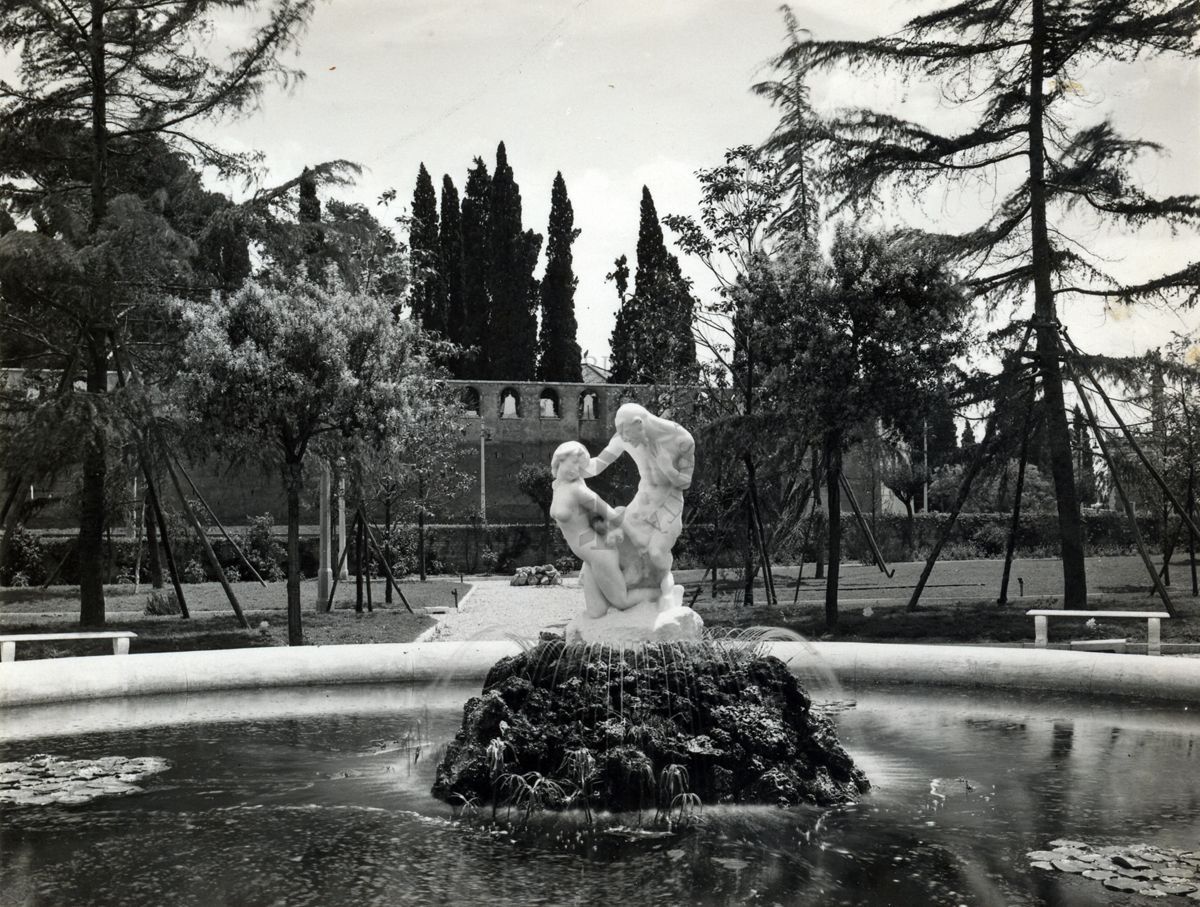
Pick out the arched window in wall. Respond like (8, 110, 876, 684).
(460, 386, 481, 415)
(539, 388, 560, 419)
(499, 387, 521, 418)
(579, 390, 599, 421)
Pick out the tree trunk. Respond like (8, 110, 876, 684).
(743, 491, 756, 607)
(824, 433, 842, 632)
(285, 459, 304, 645)
(418, 507, 427, 582)
(79, 0, 110, 627)
(78, 346, 107, 627)
(1029, 0, 1087, 609)
(145, 496, 164, 589)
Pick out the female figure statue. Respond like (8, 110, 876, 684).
(550, 441, 658, 617)
(584, 403, 695, 601)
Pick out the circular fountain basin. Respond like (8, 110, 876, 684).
(2, 675, 1199, 906)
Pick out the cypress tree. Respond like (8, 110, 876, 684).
(608, 187, 697, 384)
(487, 142, 540, 379)
(537, 172, 583, 381)
(298, 166, 325, 284)
(408, 163, 443, 333)
(439, 174, 467, 372)
(460, 157, 492, 379)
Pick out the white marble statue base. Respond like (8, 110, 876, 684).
(564, 585, 704, 645)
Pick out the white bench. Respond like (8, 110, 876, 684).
(1026, 610, 1169, 656)
(0, 631, 137, 662)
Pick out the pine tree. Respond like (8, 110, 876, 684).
(537, 172, 583, 381)
(487, 142, 541, 379)
(771, 1, 1200, 608)
(608, 187, 697, 384)
(460, 158, 492, 379)
(439, 175, 467, 372)
(0, 0, 315, 626)
(409, 163, 443, 333)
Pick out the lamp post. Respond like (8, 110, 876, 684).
(336, 457, 348, 580)
(317, 460, 332, 606)
(479, 420, 492, 524)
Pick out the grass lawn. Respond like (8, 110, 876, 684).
(0, 578, 468, 660)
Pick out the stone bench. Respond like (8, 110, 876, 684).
(0, 631, 137, 662)
(1026, 610, 1169, 656)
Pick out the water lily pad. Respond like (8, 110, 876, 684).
(1030, 861, 1054, 871)
(1113, 854, 1152, 870)
(1052, 860, 1090, 874)
(1103, 879, 1142, 893)
(1158, 883, 1199, 896)
(0, 755, 169, 808)
(1027, 851, 1060, 862)
(1082, 870, 1116, 881)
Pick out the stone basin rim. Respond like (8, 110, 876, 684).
(1, 641, 1197, 710)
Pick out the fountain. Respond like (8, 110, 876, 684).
(3, 412, 1199, 904)
(432, 404, 869, 816)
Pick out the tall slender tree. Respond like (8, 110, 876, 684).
(460, 158, 493, 378)
(769, 1, 1200, 608)
(0, 0, 316, 625)
(297, 166, 325, 284)
(409, 163, 444, 333)
(537, 172, 583, 381)
(609, 187, 697, 384)
(487, 143, 541, 378)
(440, 175, 467, 371)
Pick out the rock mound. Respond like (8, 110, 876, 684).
(432, 640, 868, 812)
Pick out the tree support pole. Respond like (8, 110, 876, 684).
(838, 470, 894, 578)
(998, 383, 1039, 605)
(169, 452, 267, 587)
(1067, 360, 1175, 617)
(906, 412, 1001, 611)
(360, 508, 414, 614)
(324, 530, 354, 612)
(908, 327, 1033, 611)
(142, 469, 188, 618)
(108, 347, 188, 617)
(1062, 329, 1200, 544)
(162, 455, 249, 627)
(355, 511, 364, 614)
(743, 454, 777, 606)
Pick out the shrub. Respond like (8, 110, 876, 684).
(480, 547, 499, 574)
(144, 589, 181, 615)
(8, 571, 30, 588)
(1, 527, 45, 586)
(555, 555, 580, 575)
(182, 559, 208, 584)
(240, 513, 285, 581)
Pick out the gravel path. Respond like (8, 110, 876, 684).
(421, 577, 585, 642)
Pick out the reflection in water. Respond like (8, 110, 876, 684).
(1, 686, 1198, 906)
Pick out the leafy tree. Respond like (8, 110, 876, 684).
(769, 0, 1200, 608)
(409, 164, 444, 333)
(488, 143, 541, 379)
(760, 225, 971, 630)
(0, 0, 316, 623)
(357, 384, 470, 584)
(440, 175, 467, 372)
(664, 146, 802, 605)
(460, 158, 493, 379)
(537, 172, 583, 382)
(175, 281, 435, 644)
(517, 463, 554, 563)
(609, 187, 697, 384)
(961, 422, 977, 449)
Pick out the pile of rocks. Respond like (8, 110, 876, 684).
(1028, 839, 1200, 898)
(509, 564, 560, 587)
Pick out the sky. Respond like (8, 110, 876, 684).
(17, 0, 1200, 368)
